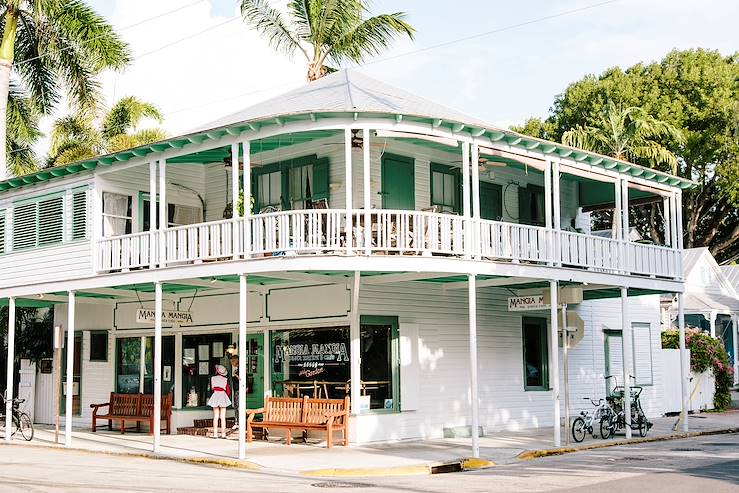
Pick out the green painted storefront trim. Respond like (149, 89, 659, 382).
(0, 111, 695, 195)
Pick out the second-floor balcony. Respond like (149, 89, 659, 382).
(96, 208, 682, 279)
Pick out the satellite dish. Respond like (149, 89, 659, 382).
(558, 312, 584, 348)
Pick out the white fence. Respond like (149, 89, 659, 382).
(661, 348, 715, 413)
(96, 209, 681, 279)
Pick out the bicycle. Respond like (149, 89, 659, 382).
(599, 376, 652, 439)
(572, 397, 612, 443)
(0, 392, 34, 441)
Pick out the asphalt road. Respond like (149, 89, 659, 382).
(0, 433, 737, 492)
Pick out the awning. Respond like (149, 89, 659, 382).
(683, 292, 739, 313)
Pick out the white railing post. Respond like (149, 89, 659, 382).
(158, 159, 167, 267)
(462, 142, 471, 258)
(621, 178, 630, 275)
(363, 129, 371, 256)
(675, 190, 684, 279)
(231, 142, 240, 260)
(471, 144, 480, 259)
(243, 140, 251, 258)
(344, 128, 353, 255)
(552, 160, 561, 266)
(544, 160, 553, 265)
(149, 161, 157, 268)
(92, 183, 103, 272)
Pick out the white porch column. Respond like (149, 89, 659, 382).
(153, 282, 162, 452)
(345, 128, 353, 255)
(158, 159, 167, 267)
(621, 179, 630, 273)
(92, 183, 103, 272)
(709, 310, 717, 338)
(468, 274, 480, 457)
(149, 161, 157, 268)
(471, 144, 481, 259)
(662, 196, 671, 247)
(65, 291, 75, 447)
(238, 274, 247, 459)
(544, 161, 553, 265)
(4, 297, 15, 442)
(620, 287, 632, 439)
(677, 292, 689, 432)
(462, 142, 471, 258)
(549, 281, 561, 447)
(243, 140, 251, 258)
(552, 161, 561, 265)
(231, 142, 241, 260)
(350, 272, 361, 416)
(675, 190, 684, 278)
(263, 329, 271, 399)
(363, 129, 371, 256)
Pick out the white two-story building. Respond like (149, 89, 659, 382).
(2, 70, 694, 457)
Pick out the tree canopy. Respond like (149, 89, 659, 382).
(513, 49, 739, 262)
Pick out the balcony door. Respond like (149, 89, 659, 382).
(381, 154, 415, 210)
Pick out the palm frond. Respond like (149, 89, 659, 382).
(107, 128, 167, 153)
(102, 96, 163, 141)
(13, 12, 60, 113)
(329, 11, 414, 65)
(241, 0, 307, 59)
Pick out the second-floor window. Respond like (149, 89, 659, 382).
(102, 192, 132, 237)
(252, 155, 329, 212)
(431, 163, 459, 213)
(518, 184, 546, 226)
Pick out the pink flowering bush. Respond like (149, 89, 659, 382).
(662, 327, 733, 410)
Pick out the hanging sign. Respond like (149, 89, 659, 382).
(508, 295, 550, 311)
(136, 308, 194, 324)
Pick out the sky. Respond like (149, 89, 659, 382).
(45, 0, 739, 153)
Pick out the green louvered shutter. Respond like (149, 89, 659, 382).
(38, 196, 64, 246)
(0, 211, 5, 254)
(13, 201, 37, 250)
(71, 189, 89, 240)
(312, 157, 329, 201)
(518, 186, 532, 225)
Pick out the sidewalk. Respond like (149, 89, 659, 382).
(5, 411, 738, 476)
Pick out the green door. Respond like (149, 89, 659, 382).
(480, 182, 503, 220)
(245, 334, 264, 410)
(381, 154, 415, 210)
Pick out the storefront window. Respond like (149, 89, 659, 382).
(116, 337, 141, 393)
(144, 336, 176, 396)
(182, 333, 232, 408)
(270, 318, 398, 411)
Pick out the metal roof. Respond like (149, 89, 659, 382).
(0, 69, 698, 193)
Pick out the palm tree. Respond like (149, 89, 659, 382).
(47, 96, 167, 166)
(241, 0, 414, 81)
(0, 0, 130, 178)
(562, 100, 684, 173)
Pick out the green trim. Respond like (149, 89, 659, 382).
(360, 315, 401, 414)
(522, 316, 549, 391)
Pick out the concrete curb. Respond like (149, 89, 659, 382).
(302, 457, 495, 478)
(0, 441, 261, 471)
(516, 427, 739, 460)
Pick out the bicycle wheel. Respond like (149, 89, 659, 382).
(599, 416, 613, 440)
(572, 417, 586, 443)
(18, 413, 33, 441)
(637, 414, 648, 437)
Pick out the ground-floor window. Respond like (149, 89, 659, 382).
(115, 335, 175, 395)
(605, 323, 654, 390)
(270, 317, 399, 412)
(522, 317, 549, 391)
(182, 333, 232, 408)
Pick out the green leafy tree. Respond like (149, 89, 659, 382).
(47, 96, 167, 166)
(241, 0, 415, 81)
(513, 49, 739, 262)
(0, 0, 131, 178)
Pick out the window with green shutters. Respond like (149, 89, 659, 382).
(10, 188, 89, 252)
(430, 163, 460, 213)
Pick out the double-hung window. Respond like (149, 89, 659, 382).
(431, 163, 460, 213)
(102, 192, 132, 237)
(140, 193, 202, 231)
(518, 184, 546, 226)
(252, 155, 329, 212)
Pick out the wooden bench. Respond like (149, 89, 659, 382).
(246, 395, 350, 448)
(91, 392, 173, 435)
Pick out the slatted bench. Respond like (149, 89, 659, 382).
(246, 395, 350, 448)
(90, 392, 173, 435)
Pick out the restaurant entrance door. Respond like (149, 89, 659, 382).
(244, 334, 264, 410)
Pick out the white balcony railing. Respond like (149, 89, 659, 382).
(96, 209, 682, 279)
